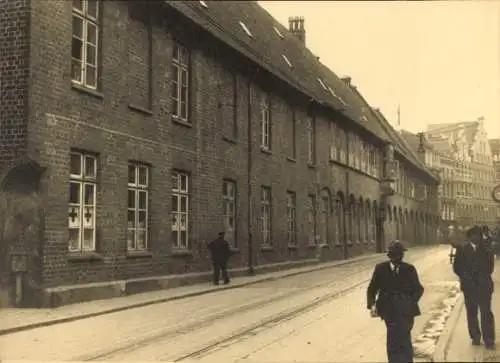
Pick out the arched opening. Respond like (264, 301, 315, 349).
(349, 194, 356, 243)
(358, 197, 365, 244)
(365, 199, 371, 244)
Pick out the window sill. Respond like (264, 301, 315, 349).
(172, 117, 192, 128)
(287, 244, 298, 250)
(260, 147, 272, 155)
(230, 247, 240, 253)
(286, 157, 297, 163)
(223, 136, 237, 144)
(128, 104, 153, 115)
(260, 245, 274, 252)
(67, 251, 104, 262)
(308, 243, 329, 249)
(71, 82, 104, 99)
(307, 163, 316, 169)
(126, 250, 153, 259)
(170, 248, 193, 257)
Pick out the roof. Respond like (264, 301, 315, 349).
(163, 1, 437, 181)
(399, 129, 433, 151)
(427, 121, 480, 147)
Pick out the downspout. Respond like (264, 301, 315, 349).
(247, 76, 254, 275)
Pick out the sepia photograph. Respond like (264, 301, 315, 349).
(0, 0, 499, 362)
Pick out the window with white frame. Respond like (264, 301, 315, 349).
(286, 191, 297, 245)
(260, 93, 271, 150)
(127, 164, 149, 251)
(307, 195, 316, 245)
(72, 0, 99, 88)
(172, 43, 189, 122)
(69, 151, 97, 252)
(223, 180, 237, 247)
(260, 186, 272, 245)
(339, 128, 347, 164)
(307, 115, 316, 164)
(172, 171, 189, 249)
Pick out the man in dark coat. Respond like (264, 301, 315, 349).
(367, 240, 424, 363)
(453, 225, 496, 349)
(207, 232, 231, 285)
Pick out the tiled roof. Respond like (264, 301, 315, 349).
(164, 1, 437, 181)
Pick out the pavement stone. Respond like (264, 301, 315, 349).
(0, 250, 391, 336)
(433, 260, 500, 362)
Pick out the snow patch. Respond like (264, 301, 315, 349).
(413, 284, 461, 360)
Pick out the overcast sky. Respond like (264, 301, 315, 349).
(259, 1, 500, 138)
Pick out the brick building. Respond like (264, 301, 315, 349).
(0, 0, 440, 307)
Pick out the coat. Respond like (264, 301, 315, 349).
(207, 237, 231, 263)
(367, 261, 424, 320)
(453, 243, 494, 296)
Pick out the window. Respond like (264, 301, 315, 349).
(282, 54, 293, 68)
(260, 93, 271, 150)
(317, 78, 327, 90)
(329, 122, 337, 161)
(239, 21, 253, 38)
(127, 164, 150, 251)
(172, 171, 189, 249)
(260, 187, 272, 246)
(223, 180, 237, 247)
(334, 197, 343, 244)
(339, 128, 347, 164)
(69, 151, 97, 252)
(307, 116, 316, 164)
(290, 107, 297, 158)
(72, 0, 99, 88)
(220, 71, 238, 140)
(172, 43, 189, 122)
(273, 26, 284, 39)
(307, 195, 316, 245)
(286, 192, 297, 245)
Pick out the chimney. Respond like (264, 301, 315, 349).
(341, 76, 351, 87)
(288, 16, 306, 45)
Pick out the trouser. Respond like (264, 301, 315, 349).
(464, 292, 495, 345)
(212, 260, 230, 284)
(385, 315, 415, 363)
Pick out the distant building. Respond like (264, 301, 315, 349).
(490, 138, 500, 182)
(415, 119, 498, 229)
(0, 0, 440, 308)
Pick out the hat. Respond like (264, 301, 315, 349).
(466, 225, 482, 238)
(387, 240, 407, 255)
(218, 231, 225, 236)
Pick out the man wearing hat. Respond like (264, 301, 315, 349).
(453, 225, 496, 349)
(207, 231, 232, 285)
(367, 240, 424, 363)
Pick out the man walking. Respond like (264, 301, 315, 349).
(453, 225, 496, 349)
(367, 240, 424, 363)
(207, 231, 231, 285)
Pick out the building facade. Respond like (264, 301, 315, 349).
(418, 119, 498, 230)
(0, 0, 440, 307)
(490, 138, 500, 222)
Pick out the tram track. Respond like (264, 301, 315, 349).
(77, 249, 437, 361)
(77, 262, 378, 361)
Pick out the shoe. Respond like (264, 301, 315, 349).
(223, 280, 230, 285)
(485, 343, 496, 350)
(472, 338, 481, 346)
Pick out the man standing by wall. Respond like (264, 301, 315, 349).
(453, 225, 496, 349)
(207, 232, 232, 285)
(367, 241, 425, 363)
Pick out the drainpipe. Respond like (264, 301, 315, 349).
(247, 76, 254, 276)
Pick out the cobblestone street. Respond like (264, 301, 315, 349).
(0, 246, 455, 362)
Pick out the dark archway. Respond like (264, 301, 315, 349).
(0, 157, 45, 308)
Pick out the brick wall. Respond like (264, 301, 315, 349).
(0, 0, 30, 172)
(24, 0, 435, 288)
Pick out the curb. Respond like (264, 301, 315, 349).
(0, 252, 382, 337)
(432, 293, 464, 362)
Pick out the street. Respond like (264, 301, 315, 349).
(0, 245, 458, 362)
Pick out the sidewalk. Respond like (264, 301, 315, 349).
(433, 260, 500, 362)
(0, 250, 391, 337)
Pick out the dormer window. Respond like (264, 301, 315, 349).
(327, 86, 347, 106)
(282, 54, 293, 68)
(199, 1, 208, 8)
(273, 26, 284, 39)
(361, 116, 368, 122)
(239, 21, 253, 38)
(317, 78, 327, 90)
